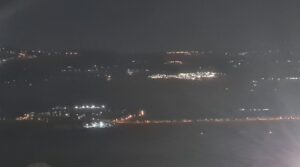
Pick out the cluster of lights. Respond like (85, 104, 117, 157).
(105, 74, 112, 81)
(148, 72, 218, 80)
(16, 113, 33, 121)
(74, 105, 105, 110)
(239, 108, 271, 112)
(51, 105, 106, 110)
(166, 51, 200, 56)
(285, 77, 300, 80)
(126, 68, 139, 76)
(0, 48, 79, 67)
(83, 121, 112, 128)
(51, 106, 68, 110)
(17, 52, 37, 59)
(114, 114, 133, 123)
(164, 61, 183, 65)
(138, 110, 145, 117)
(113, 110, 145, 123)
(260, 77, 300, 81)
(228, 59, 244, 68)
(61, 65, 100, 73)
(113, 116, 300, 125)
(65, 51, 79, 56)
(16, 104, 108, 122)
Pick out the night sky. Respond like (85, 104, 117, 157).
(0, 0, 299, 52)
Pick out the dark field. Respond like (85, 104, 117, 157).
(1, 121, 300, 167)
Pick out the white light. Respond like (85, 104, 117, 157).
(83, 121, 112, 128)
(148, 72, 218, 80)
(127, 69, 134, 76)
(164, 61, 183, 65)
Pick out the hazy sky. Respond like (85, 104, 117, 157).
(0, 0, 299, 52)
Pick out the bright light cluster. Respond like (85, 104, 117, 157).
(113, 109, 146, 123)
(15, 104, 109, 121)
(138, 110, 145, 117)
(83, 121, 112, 128)
(74, 105, 105, 110)
(51, 105, 106, 110)
(148, 72, 218, 80)
(285, 77, 300, 80)
(166, 51, 199, 56)
(16, 113, 33, 121)
(239, 108, 271, 112)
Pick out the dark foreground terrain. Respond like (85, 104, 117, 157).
(1, 121, 300, 167)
